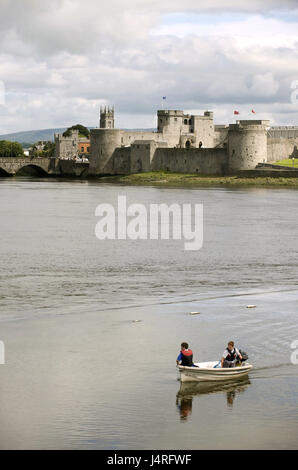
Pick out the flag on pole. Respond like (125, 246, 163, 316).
(234, 110, 240, 115)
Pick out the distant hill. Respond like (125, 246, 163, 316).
(0, 127, 156, 148)
(0, 128, 67, 147)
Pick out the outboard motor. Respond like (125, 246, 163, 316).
(236, 350, 248, 365)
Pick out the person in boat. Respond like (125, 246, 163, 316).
(221, 341, 243, 368)
(176, 342, 197, 367)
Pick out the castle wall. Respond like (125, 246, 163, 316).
(58, 160, 89, 177)
(121, 131, 165, 147)
(113, 147, 131, 174)
(192, 113, 214, 148)
(180, 134, 197, 149)
(130, 140, 169, 173)
(214, 126, 229, 147)
(151, 148, 228, 175)
(267, 138, 298, 162)
(268, 127, 298, 139)
(130, 141, 155, 173)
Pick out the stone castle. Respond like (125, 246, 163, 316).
(55, 129, 90, 160)
(56, 106, 298, 176)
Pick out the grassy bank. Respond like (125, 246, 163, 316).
(100, 172, 298, 187)
(274, 158, 298, 168)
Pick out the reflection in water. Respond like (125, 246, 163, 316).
(176, 396, 193, 421)
(176, 378, 251, 421)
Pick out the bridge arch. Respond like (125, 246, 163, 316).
(0, 167, 12, 177)
(16, 164, 49, 177)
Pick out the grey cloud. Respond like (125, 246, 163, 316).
(0, 1, 297, 57)
(0, 0, 298, 133)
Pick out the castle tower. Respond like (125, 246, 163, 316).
(157, 110, 184, 147)
(157, 110, 183, 134)
(100, 106, 115, 129)
(228, 120, 270, 172)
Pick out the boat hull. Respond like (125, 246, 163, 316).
(179, 361, 253, 383)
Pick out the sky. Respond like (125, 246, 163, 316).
(0, 0, 298, 134)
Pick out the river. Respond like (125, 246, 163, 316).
(0, 177, 297, 449)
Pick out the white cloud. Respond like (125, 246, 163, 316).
(0, 1, 298, 134)
(250, 73, 280, 97)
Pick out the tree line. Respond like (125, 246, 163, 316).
(0, 140, 56, 158)
(0, 140, 24, 158)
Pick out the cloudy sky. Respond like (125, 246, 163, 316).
(0, 0, 298, 134)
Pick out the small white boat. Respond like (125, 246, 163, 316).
(179, 361, 253, 383)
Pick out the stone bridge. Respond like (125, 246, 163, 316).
(0, 157, 89, 177)
(0, 157, 57, 176)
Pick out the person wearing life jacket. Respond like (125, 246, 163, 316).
(176, 342, 195, 367)
(221, 341, 243, 368)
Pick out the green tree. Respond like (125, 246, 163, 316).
(30, 141, 55, 158)
(43, 141, 55, 157)
(0, 140, 24, 158)
(63, 124, 90, 139)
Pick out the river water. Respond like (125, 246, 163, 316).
(0, 177, 297, 449)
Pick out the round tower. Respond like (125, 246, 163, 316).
(228, 120, 269, 172)
(89, 128, 122, 175)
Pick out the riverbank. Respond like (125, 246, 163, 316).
(274, 159, 298, 168)
(100, 172, 298, 187)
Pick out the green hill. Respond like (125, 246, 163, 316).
(0, 127, 155, 148)
(0, 128, 67, 147)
